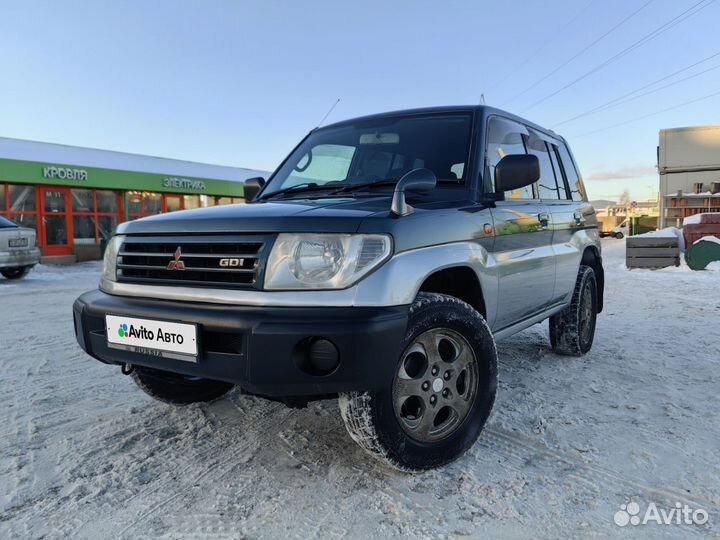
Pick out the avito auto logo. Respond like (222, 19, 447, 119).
(118, 323, 185, 344)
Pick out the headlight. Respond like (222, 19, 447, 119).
(101, 235, 124, 283)
(265, 233, 392, 290)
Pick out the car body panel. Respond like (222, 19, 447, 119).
(547, 201, 599, 304)
(489, 200, 555, 329)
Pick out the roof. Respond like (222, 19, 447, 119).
(0, 137, 268, 182)
(659, 125, 720, 134)
(320, 105, 562, 140)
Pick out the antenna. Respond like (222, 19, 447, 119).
(317, 98, 340, 127)
(479, 93, 486, 105)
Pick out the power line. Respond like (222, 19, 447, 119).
(554, 51, 720, 125)
(521, 0, 716, 113)
(505, 0, 654, 106)
(488, 0, 595, 97)
(569, 88, 720, 138)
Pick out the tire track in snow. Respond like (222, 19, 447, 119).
(480, 426, 719, 511)
(75, 398, 294, 539)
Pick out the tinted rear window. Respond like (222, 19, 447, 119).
(0, 216, 18, 228)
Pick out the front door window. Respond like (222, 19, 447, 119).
(44, 189, 66, 213)
(45, 215, 68, 245)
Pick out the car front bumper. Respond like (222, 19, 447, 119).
(73, 289, 409, 397)
(0, 247, 41, 268)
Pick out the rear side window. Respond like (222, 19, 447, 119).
(526, 132, 561, 200)
(548, 144, 570, 199)
(486, 117, 535, 200)
(557, 144, 586, 202)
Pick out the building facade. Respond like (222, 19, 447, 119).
(0, 138, 266, 260)
(658, 126, 720, 228)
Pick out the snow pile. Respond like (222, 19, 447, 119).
(683, 212, 720, 225)
(631, 226, 685, 251)
(694, 235, 720, 245)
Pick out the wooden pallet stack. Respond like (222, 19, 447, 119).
(626, 235, 680, 269)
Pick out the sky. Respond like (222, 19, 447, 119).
(2, 0, 719, 203)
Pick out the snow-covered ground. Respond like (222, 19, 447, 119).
(1, 239, 718, 539)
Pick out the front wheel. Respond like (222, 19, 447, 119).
(131, 366, 234, 405)
(1, 266, 32, 280)
(339, 293, 498, 471)
(549, 265, 598, 356)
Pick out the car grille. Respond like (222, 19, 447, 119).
(116, 235, 272, 289)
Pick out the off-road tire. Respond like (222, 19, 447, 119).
(1, 266, 31, 280)
(549, 265, 598, 356)
(339, 292, 498, 471)
(131, 366, 233, 405)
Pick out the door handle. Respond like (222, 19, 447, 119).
(573, 210, 586, 226)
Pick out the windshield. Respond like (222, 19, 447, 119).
(263, 113, 472, 197)
(0, 216, 18, 228)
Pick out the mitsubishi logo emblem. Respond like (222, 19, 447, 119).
(167, 246, 186, 271)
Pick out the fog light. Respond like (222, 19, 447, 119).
(308, 338, 340, 374)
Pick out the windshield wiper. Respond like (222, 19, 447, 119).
(258, 182, 337, 200)
(329, 179, 398, 195)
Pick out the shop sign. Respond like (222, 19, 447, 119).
(162, 177, 206, 191)
(43, 166, 88, 181)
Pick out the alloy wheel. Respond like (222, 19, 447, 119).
(392, 328, 478, 442)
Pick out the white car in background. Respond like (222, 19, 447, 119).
(601, 219, 629, 239)
(0, 216, 40, 280)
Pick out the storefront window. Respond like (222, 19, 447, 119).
(143, 194, 162, 215)
(9, 185, 36, 212)
(217, 197, 232, 205)
(232, 197, 244, 204)
(128, 192, 163, 219)
(127, 193, 142, 215)
(9, 213, 37, 233)
(4, 185, 38, 235)
(65, 188, 122, 245)
(97, 190, 118, 213)
(71, 189, 95, 213)
(183, 195, 201, 209)
(165, 195, 182, 212)
(98, 215, 118, 241)
(73, 215, 97, 244)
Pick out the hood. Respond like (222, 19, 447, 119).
(117, 196, 393, 235)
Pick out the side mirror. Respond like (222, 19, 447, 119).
(391, 168, 437, 216)
(243, 177, 266, 202)
(494, 154, 539, 194)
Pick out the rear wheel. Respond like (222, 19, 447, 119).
(1, 266, 31, 280)
(339, 293, 497, 471)
(131, 366, 234, 405)
(549, 265, 598, 356)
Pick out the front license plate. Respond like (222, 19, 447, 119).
(9, 238, 28, 248)
(106, 315, 198, 362)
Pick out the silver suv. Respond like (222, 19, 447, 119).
(74, 106, 603, 470)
